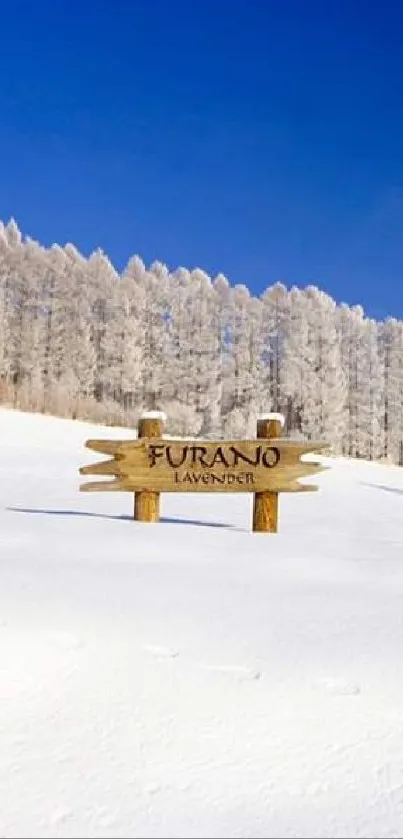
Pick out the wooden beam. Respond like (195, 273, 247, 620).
(253, 415, 284, 533)
(133, 413, 164, 523)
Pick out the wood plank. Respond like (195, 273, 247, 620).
(83, 438, 328, 465)
(80, 478, 321, 494)
(80, 436, 329, 495)
(79, 465, 327, 494)
(79, 459, 327, 480)
(85, 437, 328, 456)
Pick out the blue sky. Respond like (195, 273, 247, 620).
(0, 0, 402, 318)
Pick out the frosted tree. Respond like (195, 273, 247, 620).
(281, 287, 346, 447)
(87, 250, 119, 405)
(185, 269, 222, 435)
(302, 287, 347, 449)
(337, 305, 384, 460)
(354, 318, 384, 460)
(1, 224, 46, 408)
(162, 266, 203, 433)
(337, 304, 362, 457)
(245, 295, 265, 427)
(379, 318, 403, 462)
(338, 307, 381, 459)
(137, 259, 170, 411)
(213, 272, 233, 422)
(5, 218, 22, 249)
(281, 287, 310, 434)
(259, 282, 289, 415)
(223, 285, 263, 435)
(14, 239, 47, 411)
(106, 261, 145, 418)
(39, 244, 77, 413)
(0, 224, 46, 408)
(1, 224, 23, 391)
(0, 215, 400, 463)
(0, 224, 15, 387)
(63, 244, 97, 415)
(164, 401, 203, 437)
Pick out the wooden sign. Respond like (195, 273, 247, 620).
(80, 413, 328, 533)
(80, 437, 327, 494)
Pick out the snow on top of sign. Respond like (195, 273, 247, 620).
(140, 410, 167, 421)
(257, 411, 285, 426)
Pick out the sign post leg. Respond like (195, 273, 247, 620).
(253, 414, 284, 533)
(134, 413, 165, 523)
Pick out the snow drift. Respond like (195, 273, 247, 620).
(1, 408, 403, 838)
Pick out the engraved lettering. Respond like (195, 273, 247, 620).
(229, 445, 262, 467)
(166, 445, 188, 468)
(189, 446, 210, 467)
(262, 446, 280, 468)
(211, 473, 226, 484)
(208, 446, 230, 468)
(148, 444, 166, 467)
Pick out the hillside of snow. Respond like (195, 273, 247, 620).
(1, 408, 403, 839)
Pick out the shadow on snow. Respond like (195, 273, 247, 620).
(7, 506, 234, 530)
(360, 482, 403, 496)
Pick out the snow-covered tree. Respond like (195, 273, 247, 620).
(379, 318, 403, 462)
(106, 264, 145, 413)
(140, 260, 170, 411)
(64, 244, 97, 414)
(301, 287, 347, 449)
(0, 216, 400, 464)
(259, 282, 289, 415)
(355, 318, 384, 460)
(86, 249, 119, 405)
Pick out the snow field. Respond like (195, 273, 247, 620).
(1, 409, 403, 838)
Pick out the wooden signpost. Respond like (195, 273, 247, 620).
(80, 412, 328, 533)
(253, 414, 283, 533)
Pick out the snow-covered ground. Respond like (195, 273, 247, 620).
(1, 408, 403, 839)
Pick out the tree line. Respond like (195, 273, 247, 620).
(0, 218, 402, 463)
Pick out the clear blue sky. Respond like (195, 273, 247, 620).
(0, 0, 402, 318)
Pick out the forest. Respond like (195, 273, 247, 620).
(0, 218, 402, 463)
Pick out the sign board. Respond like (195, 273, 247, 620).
(80, 437, 327, 494)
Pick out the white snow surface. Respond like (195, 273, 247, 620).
(257, 412, 285, 427)
(1, 408, 403, 839)
(139, 411, 167, 422)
